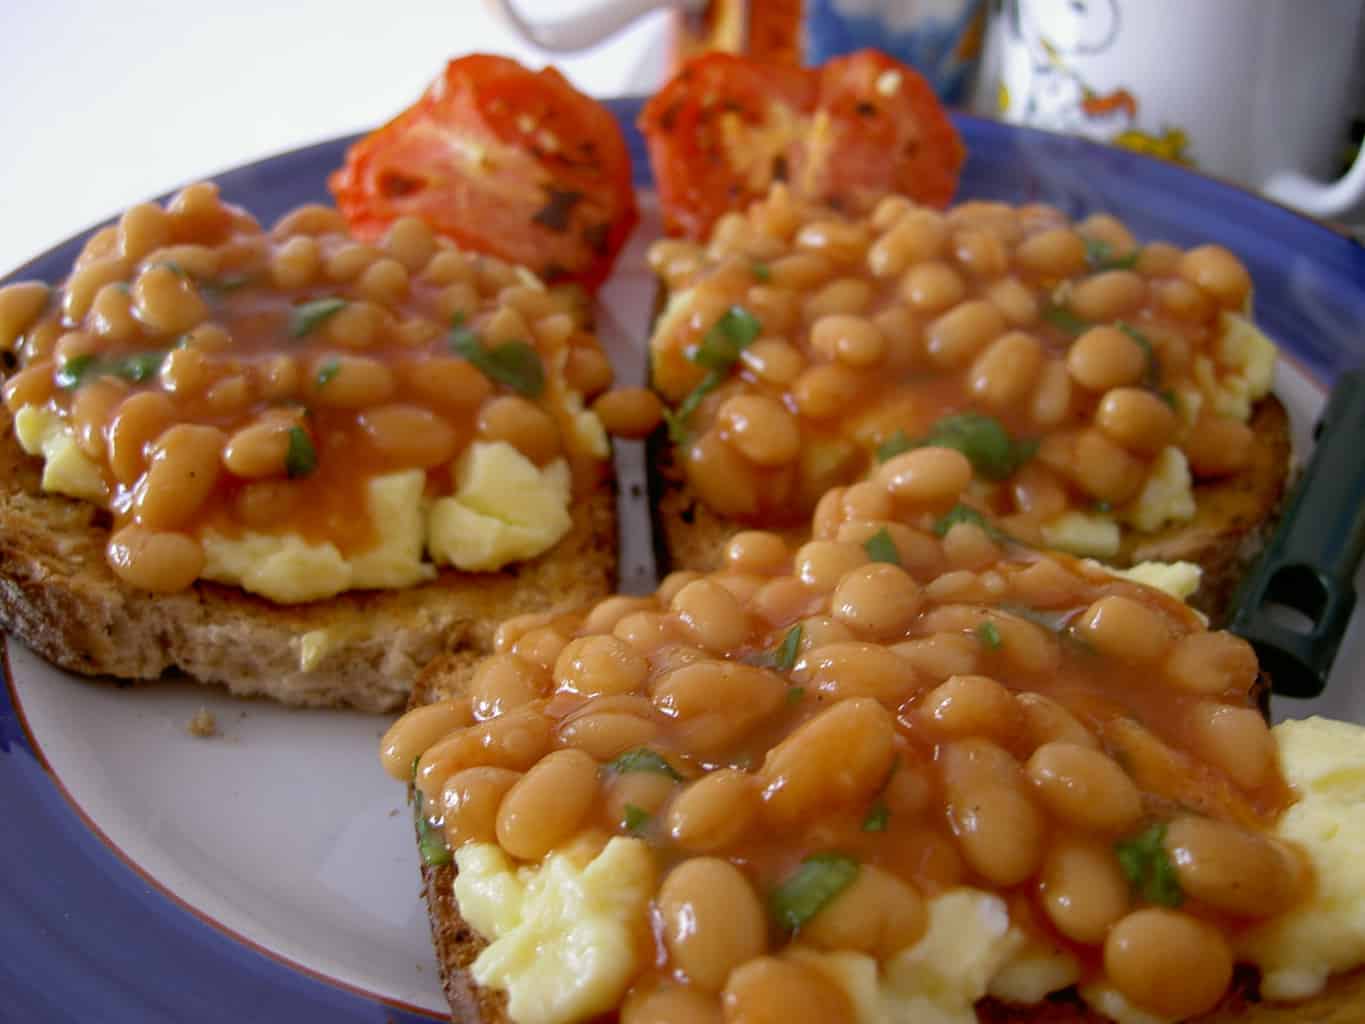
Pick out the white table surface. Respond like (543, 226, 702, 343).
(0, 1, 671, 278)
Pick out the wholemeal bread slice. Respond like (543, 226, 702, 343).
(407, 650, 1365, 1024)
(0, 409, 615, 712)
(649, 394, 1292, 625)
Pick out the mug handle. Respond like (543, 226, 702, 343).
(1262, 145, 1365, 222)
(484, 0, 703, 53)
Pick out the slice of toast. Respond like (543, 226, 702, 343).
(0, 411, 615, 712)
(649, 394, 1292, 625)
(407, 651, 1365, 1024)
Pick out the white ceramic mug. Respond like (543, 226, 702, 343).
(973, 0, 1365, 220)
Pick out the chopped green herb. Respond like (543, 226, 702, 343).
(152, 259, 185, 277)
(1158, 388, 1179, 410)
(315, 359, 341, 388)
(915, 412, 1037, 481)
(772, 625, 803, 672)
(56, 350, 165, 389)
(608, 747, 683, 781)
(1116, 823, 1183, 907)
(876, 429, 913, 463)
(863, 527, 900, 565)
(413, 788, 452, 867)
(998, 603, 1075, 633)
(284, 426, 317, 479)
(289, 297, 347, 338)
(689, 305, 762, 370)
(751, 262, 772, 283)
(1117, 322, 1162, 390)
(450, 320, 545, 398)
(663, 368, 723, 444)
(1042, 301, 1089, 336)
(862, 799, 889, 832)
(977, 622, 1002, 650)
(205, 272, 252, 295)
(621, 803, 651, 833)
(933, 503, 1005, 541)
(786, 686, 806, 704)
(1092, 500, 1113, 514)
(770, 853, 860, 931)
(1084, 237, 1141, 272)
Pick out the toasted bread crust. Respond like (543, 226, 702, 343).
(650, 396, 1292, 624)
(408, 653, 1365, 1024)
(0, 412, 615, 711)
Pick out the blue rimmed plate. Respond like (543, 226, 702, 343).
(2, 98, 1364, 1023)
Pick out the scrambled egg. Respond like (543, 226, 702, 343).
(1240, 716, 1365, 1001)
(1121, 447, 1196, 534)
(1197, 313, 1278, 422)
(16, 406, 590, 603)
(453, 838, 656, 1024)
(1040, 511, 1121, 559)
(1110, 560, 1203, 603)
(428, 441, 573, 573)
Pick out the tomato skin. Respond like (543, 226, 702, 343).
(639, 49, 965, 239)
(330, 55, 637, 292)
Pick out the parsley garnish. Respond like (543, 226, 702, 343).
(1042, 301, 1089, 336)
(977, 622, 1002, 650)
(770, 854, 860, 931)
(289, 297, 347, 338)
(449, 314, 545, 398)
(770, 624, 803, 672)
(621, 803, 651, 833)
(861, 799, 889, 832)
(55, 350, 165, 389)
(663, 369, 724, 444)
(608, 747, 683, 781)
(1116, 823, 1183, 907)
(1117, 322, 1162, 391)
(414, 787, 452, 867)
(315, 359, 340, 388)
(663, 306, 762, 443)
(915, 412, 1037, 481)
(751, 262, 772, 282)
(876, 429, 913, 463)
(932, 503, 1007, 541)
(863, 527, 900, 565)
(786, 686, 806, 704)
(1084, 237, 1141, 272)
(284, 426, 317, 479)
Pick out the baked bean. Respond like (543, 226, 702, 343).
(810, 314, 886, 368)
(1067, 325, 1148, 392)
(657, 571, 703, 607)
(839, 521, 946, 579)
(1026, 742, 1143, 833)
(1015, 226, 1087, 277)
(271, 204, 347, 237)
(554, 635, 649, 698)
(983, 277, 1039, 327)
(768, 252, 834, 290)
(321, 300, 382, 348)
(791, 363, 861, 419)
(877, 447, 972, 507)
(1008, 558, 1092, 609)
(793, 540, 869, 592)
(132, 263, 207, 335)
(671, 578, 751, 651)
(1179, 244, 1251, 309)
(356, 257, 409, 304)
(1070, 428, 1145, 504)
(1185, 702, 1276, 790)
(1069, 270, 1146, 322)
(465, 653, 545, 721)
(221, 419, 294, 478)
(667, 769, 758, 851)
(1104, 909, 1233, 1019)
(379, 697, 474, 779)
(1015, 693, 1097, 750)
(269, 236, 321, 289)
(1164, 630, 1257, 696)
(760, 698, 896, 824)
(739, 338, 806, 386)
(660, 859, 768, 992)
(750, 576, 821, 626)
(869, 210, 947, 276)
(561, 344, 614, 397)
(1095, 387, 1177, 454)
(64, 257, 130, 323)
(399, 355, 493, 413)
(1183, 413, 1253, 477)
(831, 562, 922, 640)
(622, 985, 723, 1024)
(923, 569, 991, 604)
(890, 633, 978, 682)
(793, 641, 919, 703)
(925, 300, 1005, 368)
(717, 394, 801, 467)
(1039, 838, 1130, 944)
(441, 766, 521, 847)
(952, 227, 1009, 278)
(1075, 595, 1174, 662)
(578, 597, 652, 638)
(939, 737, 1021, 793)
(968, 330, 1043, 408)
(653, 661, 784, 753)
(105, 525, 205, 593)
(310, 354, 395, 408)
(117, 202, 172, 262)
(137, 424, 225, 529)
(722, 957, 853, 1024)
(86, 283, 137, 343)
(615, 610, 684, 655)
(901, 262, 966, 313)
(70, 377, 126, 458)
(802, 864, 926, 958)
(477, 395, 561, 464)
(840, 480, 894, 522)
(1155, 277, 1214, 322)
(433, 280, 479, 322)
(883, 762, 932, 817)
(357, 404, 461, 468)
(253, 354, 300, 401)
(382, 215, 437, 271)
(1029, 359, 1075, 427)
(723, 531, 788, 577)
(325, 242, 381, 282)
(495, 748, 598, 860)
(794, 615, 854, 653)
(605, 769, 677, 827)
(948, 782, 1044, 886)
(0, 282, 51, 351)
(1008, 463, 1068, 521)
(558, 707, 660, 761)
(512, 625, 569, 672)
(415, 704, 552, 798)
(941, 521, 1000, 572)
(924, 674, 1022, 743)
(3, 362, 55, 411)
(592, 388, 663, 439)
(795, 219, 869, 264)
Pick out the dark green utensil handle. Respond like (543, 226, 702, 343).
(1229, 368, 1365, 698)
